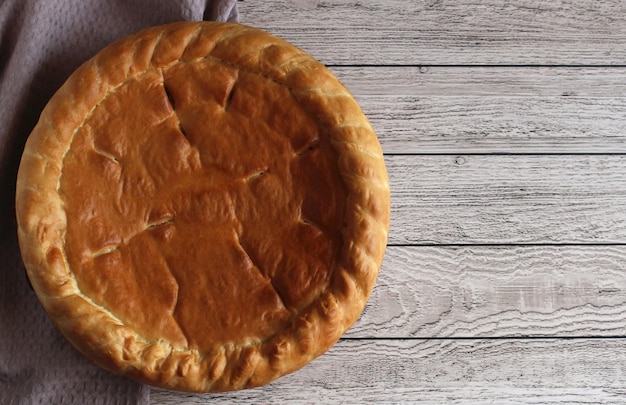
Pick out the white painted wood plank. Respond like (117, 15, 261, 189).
(350, 246, 626, 338)
(150, 338, 626, 404)
(240, 0, 626, 65)
(363, 95, 626, 154)
(331, 66, 626, 153)
(387, 155, 626, 244)
(334, 66, 626, 97)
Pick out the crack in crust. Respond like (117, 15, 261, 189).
(300, 216, 325, 233)
(161, 72, 190, 144)
(295, 140, 320, 156)
(224, 70, 239, 111)
(92, 244, 119, 258)
(233, 230, 290, 313)
(243, 169, 267, 182)
(93, 146, 120, 164)
(163, 83, 177, 110)
(147, 215, 174, 229)
(16, 21, 390, 393)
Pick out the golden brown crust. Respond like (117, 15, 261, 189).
(15, 22, 390, 392)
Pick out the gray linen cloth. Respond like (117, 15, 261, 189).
(0, 1, 238, 403)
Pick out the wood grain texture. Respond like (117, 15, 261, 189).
(350, 246, 626, 338)
(151, 338, 626, 404)
(364, 95, 626, 154)
(334, 67, 626, 97)
(387, 155, 626, 244)
(331, 67, 626, 153)
(240, 0, 626, 65)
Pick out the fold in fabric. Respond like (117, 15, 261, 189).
(204, 0, 240, 22)
(0, 1, 238, 404)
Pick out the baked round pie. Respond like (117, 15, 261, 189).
(15, 22, 390, 392)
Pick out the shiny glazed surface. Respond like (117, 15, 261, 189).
(60, 58, 347, 350)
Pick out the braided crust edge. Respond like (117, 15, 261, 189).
(15, 22, 390, 392)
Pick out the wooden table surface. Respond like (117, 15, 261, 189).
(153, 1, 626, 403)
